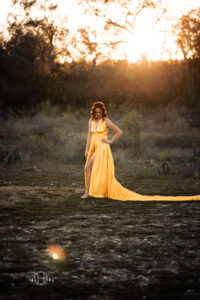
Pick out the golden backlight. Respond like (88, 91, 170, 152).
(0, 0, 199, 63)
(55, 0, 200, 63)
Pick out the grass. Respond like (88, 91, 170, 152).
(0, 104, 200, 175)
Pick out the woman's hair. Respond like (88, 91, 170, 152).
(90, 101, 108, 121)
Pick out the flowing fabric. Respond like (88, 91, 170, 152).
(84, 118, 200, 201)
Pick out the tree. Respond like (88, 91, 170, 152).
(77, 0, 167, 63)
(172, 8, 200, 99)
(173, 8, 200, 59)
(0, 0, 71, 112)
(8, 0, 70, 61)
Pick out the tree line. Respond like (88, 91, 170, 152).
(0, 0, 199, 116)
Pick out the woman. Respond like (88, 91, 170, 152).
(81, 101, 200, 201)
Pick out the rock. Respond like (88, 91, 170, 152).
(23, 165, 39, 171)
(158, 161, 172, 174)
(0, 148, 21, 164)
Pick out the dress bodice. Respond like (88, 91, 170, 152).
(91, 118, 108, 133)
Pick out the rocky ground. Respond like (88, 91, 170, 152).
(0, 160, 200, 300)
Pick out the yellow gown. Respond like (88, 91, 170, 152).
(84, 117, 200, 201)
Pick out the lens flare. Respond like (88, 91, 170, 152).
(47, 244, 67, 260)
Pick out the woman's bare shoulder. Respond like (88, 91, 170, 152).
(105, 117, 111, 123)
(105, 117, 111, 128)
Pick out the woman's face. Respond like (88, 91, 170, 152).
(94, 108, 102, 119)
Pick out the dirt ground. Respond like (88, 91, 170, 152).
(0, 161, 200, 300)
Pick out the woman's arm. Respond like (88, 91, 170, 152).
(106, 118, 123, 144)
(85, 118, 92, 152)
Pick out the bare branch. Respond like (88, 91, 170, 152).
(106, 19, 132, 34)
(151, 8, 167, 30)
(76, 40, 129, 46)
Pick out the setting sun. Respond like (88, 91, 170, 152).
(56, 0, 200, 62)
(0, 0, 199, 63)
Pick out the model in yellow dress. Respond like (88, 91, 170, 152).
(81, 102, 200, 201)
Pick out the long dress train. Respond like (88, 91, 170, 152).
(84, 117, 200, 201)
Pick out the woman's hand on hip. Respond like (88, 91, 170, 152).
(101, 139, 112, 144)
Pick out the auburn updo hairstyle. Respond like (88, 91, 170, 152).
(90, 101, 108, 121)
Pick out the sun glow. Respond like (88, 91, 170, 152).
(0, 0, 199, 63)
(55, 0, 199, 63)
(110, 0, 199, 63)
(123, 14, 171, 62)
(125, 9, 161, 62)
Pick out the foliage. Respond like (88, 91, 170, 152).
(0, 53, 200, 115)
(0, 0, 69, 113)
(173, 8, 200, 59)
(120, 110, 144, 156)
(0, 2, 200, 115)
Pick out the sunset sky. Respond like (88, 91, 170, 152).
(0, 0, 199, 63)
